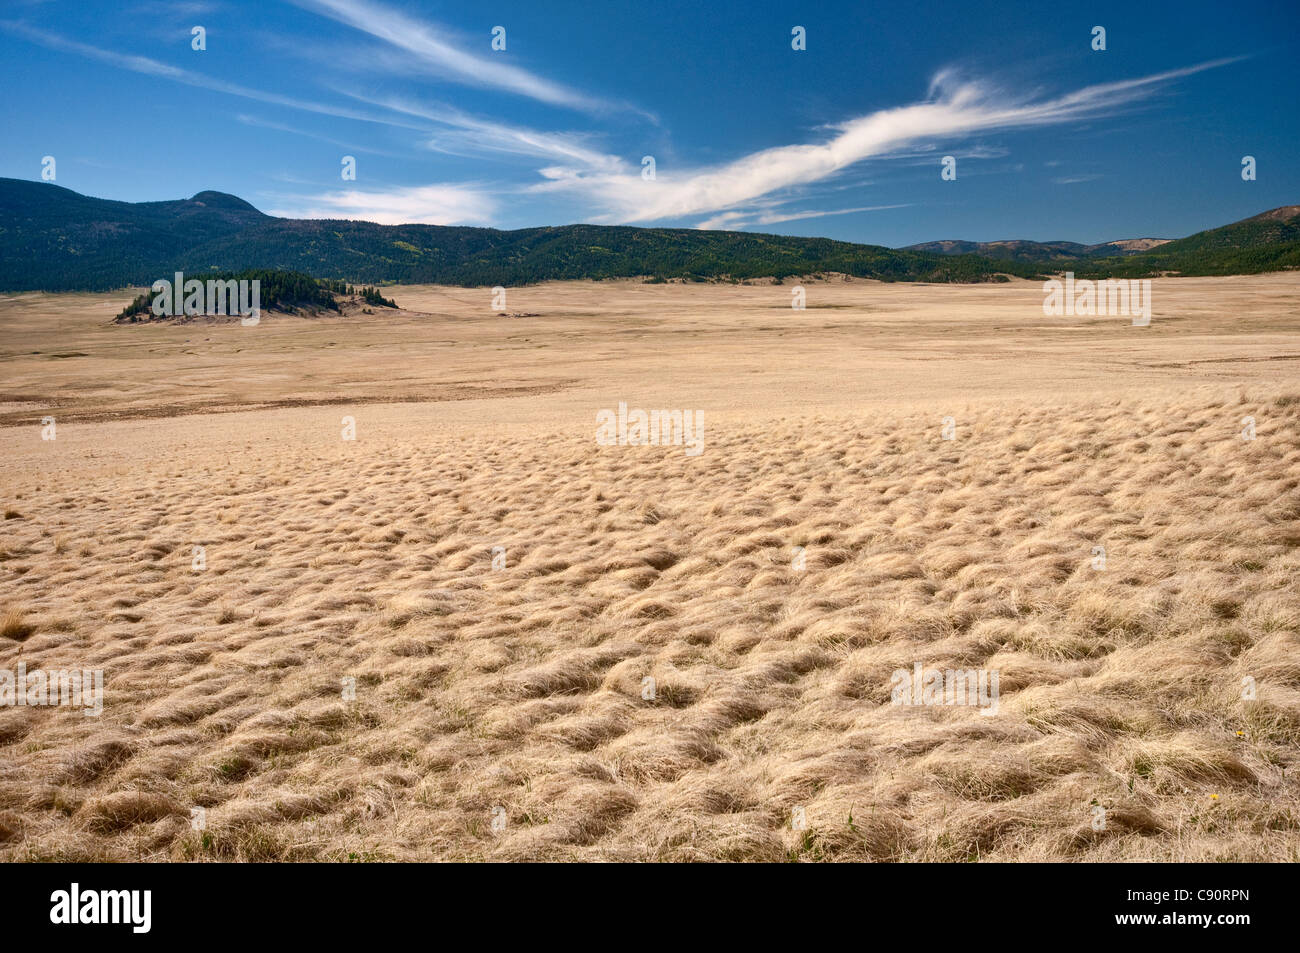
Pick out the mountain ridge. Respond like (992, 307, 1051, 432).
(1, 178, 1296, 291)
(904, 237, 1175, 261)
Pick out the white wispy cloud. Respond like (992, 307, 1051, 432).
(292, 0, 622, 115)
(234, 114, 411, 159)
(755, 204, 912, 227)
(267, 184, 495, 225)
(530, 59, 1239, 225)
(694, 204, 911, 230)
(331, 90, 626, 171)
(0, 21, 429, 130)
(1, 20, 626, 177)
(130, 1, 219, 15)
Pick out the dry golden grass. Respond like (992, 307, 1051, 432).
(0, 275, 1297, 861)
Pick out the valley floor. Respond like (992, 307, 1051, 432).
(0, 275, 1297, 860)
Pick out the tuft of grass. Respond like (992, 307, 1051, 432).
(0, 609, 35, 642)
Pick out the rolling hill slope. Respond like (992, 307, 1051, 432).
(1068, 206, 1300, 278)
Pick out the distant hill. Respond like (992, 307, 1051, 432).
(908, 238, 1089, 260)
(0, 179, 268, 291)
(908, 207, 1300, 277)
(0, 178, 1037, 291)
(1100, 238, 1172, 253)
(0, 177, 1295, 291)
(905, 237, 1173, 261)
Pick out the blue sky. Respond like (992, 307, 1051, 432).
(1, 0, 1297, 246)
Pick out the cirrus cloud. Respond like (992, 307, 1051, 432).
(528, 59, 1241, 227)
